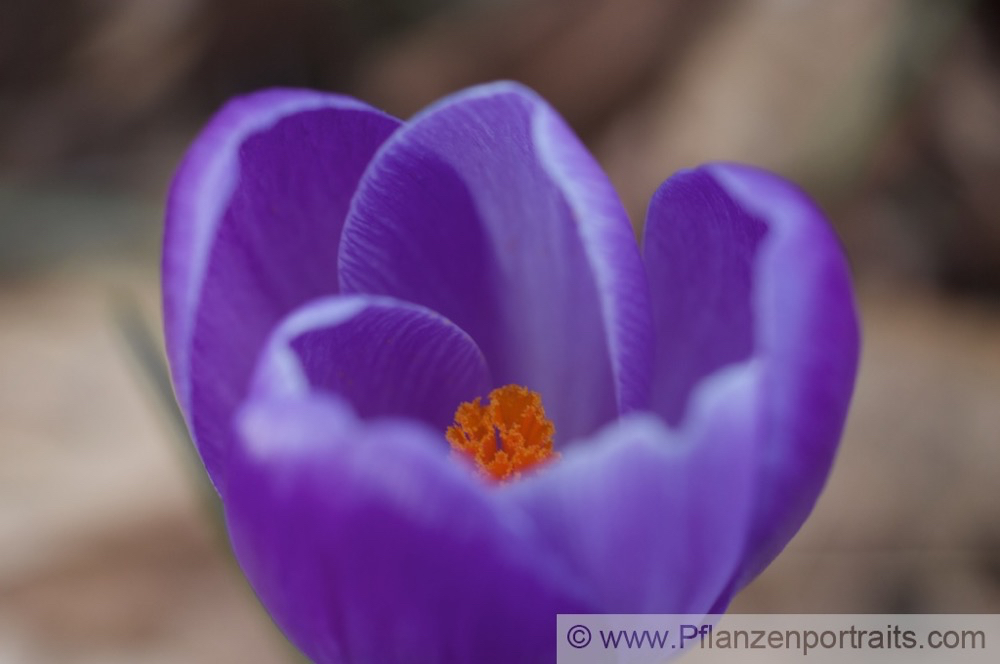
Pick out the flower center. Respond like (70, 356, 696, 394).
(446, 384, 558, 482)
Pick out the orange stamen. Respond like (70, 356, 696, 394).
(446, 384, 558, 482)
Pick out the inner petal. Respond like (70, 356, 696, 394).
(250, 295, 491, 432)
(339, 82, 653, 445)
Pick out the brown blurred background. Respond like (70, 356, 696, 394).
(2, 0, 999, 661)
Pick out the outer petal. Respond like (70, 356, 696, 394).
(642, 163, 860, 592)
(225, 394, 591, 664)
(162, 88, 400, 488)
(338, 82, 653, 445)
(503, 363, 761, 614)
(249, 294, 491, 431)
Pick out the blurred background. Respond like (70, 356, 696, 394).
(2, 0, 999, 661)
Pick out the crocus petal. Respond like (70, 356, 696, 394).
(162, 89, 400, 487)
(643, 163, 860, 592)
(249, 294, 491, 432)
(225, 394, 591, 664)
(338, 82, 653, 444)
(503, 363, 761, 614)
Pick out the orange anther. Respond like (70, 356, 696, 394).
(446, 384, 558, 482)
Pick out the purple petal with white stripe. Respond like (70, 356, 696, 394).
(338, 82, 653, 445)
(162, 89, 400, 487)
(643, 163, 860, 593)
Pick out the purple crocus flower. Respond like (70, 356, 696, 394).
(162, 82, 859, 663)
